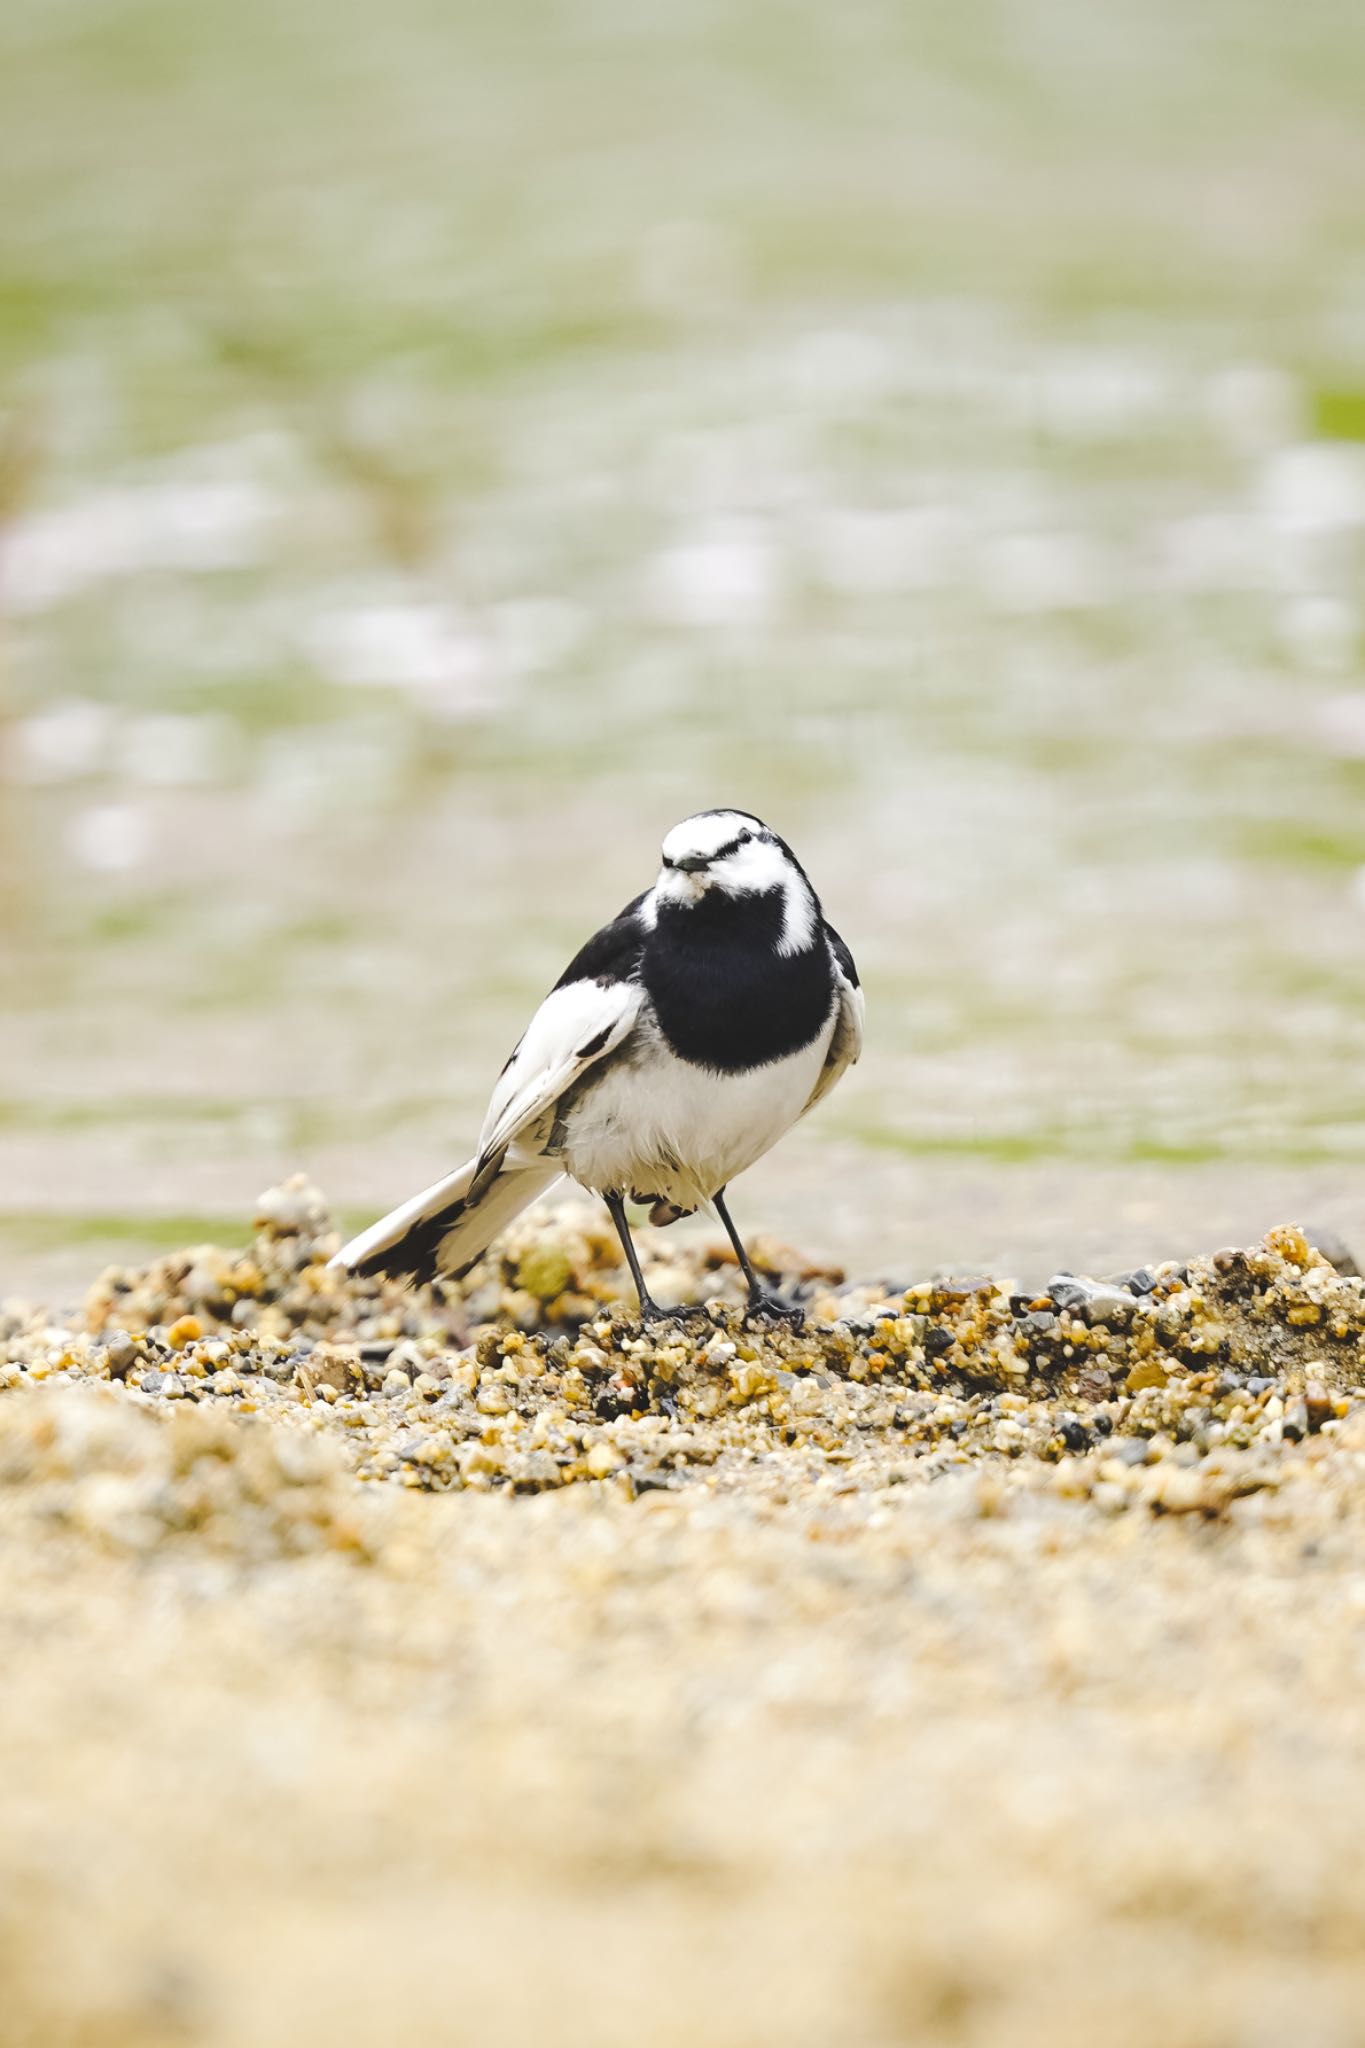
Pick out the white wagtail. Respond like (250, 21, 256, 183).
(333, 809, 863, 1325)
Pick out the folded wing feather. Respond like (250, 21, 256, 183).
(477, 976, 643, 1164)
(331, 974, 642, 1284)
(802, 946, 864, 1118)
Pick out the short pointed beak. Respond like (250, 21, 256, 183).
(673, 855, 710, 874)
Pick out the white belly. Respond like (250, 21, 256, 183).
(556, 1011, 835, 1209)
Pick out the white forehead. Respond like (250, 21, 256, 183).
(661, 810, 763, 864)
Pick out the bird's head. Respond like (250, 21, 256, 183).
(652, 809, 817, 953)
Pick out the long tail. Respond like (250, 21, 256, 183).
(331, 1155, 562, 1287)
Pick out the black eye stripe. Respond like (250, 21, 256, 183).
(663, 828, 761, 870)
(704, 832, 753, 862)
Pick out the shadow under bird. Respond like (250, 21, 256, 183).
(333, 809, 863, 1325)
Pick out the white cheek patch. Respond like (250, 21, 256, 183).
(707, 840, 817, 955)
(712, 839, 785, 894)
(777, 875, 817, 955)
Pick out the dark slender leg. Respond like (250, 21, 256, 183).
(604, 1191, 669, 1324)
(713, 1187, 804, 1329)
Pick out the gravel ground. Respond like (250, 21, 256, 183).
(4, 1183, 1365, 2047)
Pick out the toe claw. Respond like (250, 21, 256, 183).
(743, 1292, 805, 1332)
(637, 1299, 714, 1333)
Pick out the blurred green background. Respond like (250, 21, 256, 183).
(3, 0, 1365, 1295)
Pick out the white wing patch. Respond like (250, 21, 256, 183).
(477, 977, 643, 1164)
(803, 962, 865, 1117)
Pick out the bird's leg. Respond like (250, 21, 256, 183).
(604, 1191, 674, 1326)
(713, 1188, 805, 1330)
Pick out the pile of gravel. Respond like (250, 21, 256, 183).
(3, 1178, 1363, 1516)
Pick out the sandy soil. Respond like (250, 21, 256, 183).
(3, 1192, 1365, 2048)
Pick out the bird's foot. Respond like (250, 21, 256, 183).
(636, 1295, 714, 1334)
(743, 1290, 805, 1332)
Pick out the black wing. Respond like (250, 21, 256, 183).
(553, 891, 649, 990)
(824, 920, 860, 989)
(803, 917, 864, 1116)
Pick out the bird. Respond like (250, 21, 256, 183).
(332, 809, 863, 1326)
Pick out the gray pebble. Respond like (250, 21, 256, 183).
(106, 1334, 139, 1380)
(1112, 1267, 1157, 1296)
(1080, 1289, 1135, 1331)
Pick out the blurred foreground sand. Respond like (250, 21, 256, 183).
(6, 1439, 1365, 2048)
